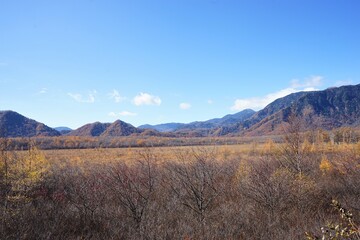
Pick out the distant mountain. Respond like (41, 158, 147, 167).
(139, 109, 256, 133)
(217, 109, 258, 125)
(243, 84, 360, 136)
(180, 109, 256, 130)
(68, 120, 140, 137)
(139, 123, 186, 132)
(0, 111, 60, 137)
(55, 126, 72, 132)
(55, 126, 72, 135)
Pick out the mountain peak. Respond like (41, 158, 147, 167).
(243, 84, 360, 136)
(0, 111, 60, 137)
(67, 119, 140, 137)
(67, 122, 111, 136)
(101, 120, 139, 137)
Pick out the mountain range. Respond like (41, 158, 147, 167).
(139, 109, 256, 132)
(1, 84, 360, 138)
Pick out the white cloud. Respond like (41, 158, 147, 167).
(133, 92, 161, 106)
(290, 75, 323, 88)
(179, 102, 191, 110)
(109, 111, 137, 117)
(108, 112, 117, 117)
(207, 99, 214, 104)
(231, 76, 323, 111)
(231, 88, 297, 111)
(68, 90, 97, 103)
(109, 89, 125, 103)
(39, 88, 47, 94)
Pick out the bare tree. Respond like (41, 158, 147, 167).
(280, 112, 307, 176)
(164, 147, 227, 238)
(104, 148, 157, 238)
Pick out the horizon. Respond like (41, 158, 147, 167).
(1, 1, 360, 129)
(1, 82, 357, 130)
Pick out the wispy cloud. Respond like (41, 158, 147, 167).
(39, 88, 47, 94)
(207, 99, 214, 104)
(231, 76, 323, 111)
(290, 75, 323, 89)
(133, 92, 161, 106)
(231, 88, 298, 111)
(108, 111, 137, 117)
(179, 102, 191, 110)
(68, 90, 97, 103)
(109, 89, 126, 103)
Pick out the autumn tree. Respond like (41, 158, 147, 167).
(0, 139, 52, 238)
(279, 111, 319, 176)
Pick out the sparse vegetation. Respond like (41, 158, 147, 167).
(1, 128, 360, 239)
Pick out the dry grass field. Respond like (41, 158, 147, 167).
(42, 144, 255, 163)
(41, 140, 360, 164)
(2, 133, 360, 239)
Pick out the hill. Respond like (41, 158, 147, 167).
(0, 111, 60, 137)
(67, 122, 111, 137)
(67, 120, 140, 137)
(101, 120, 140, 136)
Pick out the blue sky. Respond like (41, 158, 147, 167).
(1, 0, 359, 129)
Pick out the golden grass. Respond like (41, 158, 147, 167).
(39, 144, 257, 165)
(18, 141, 359, 166)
